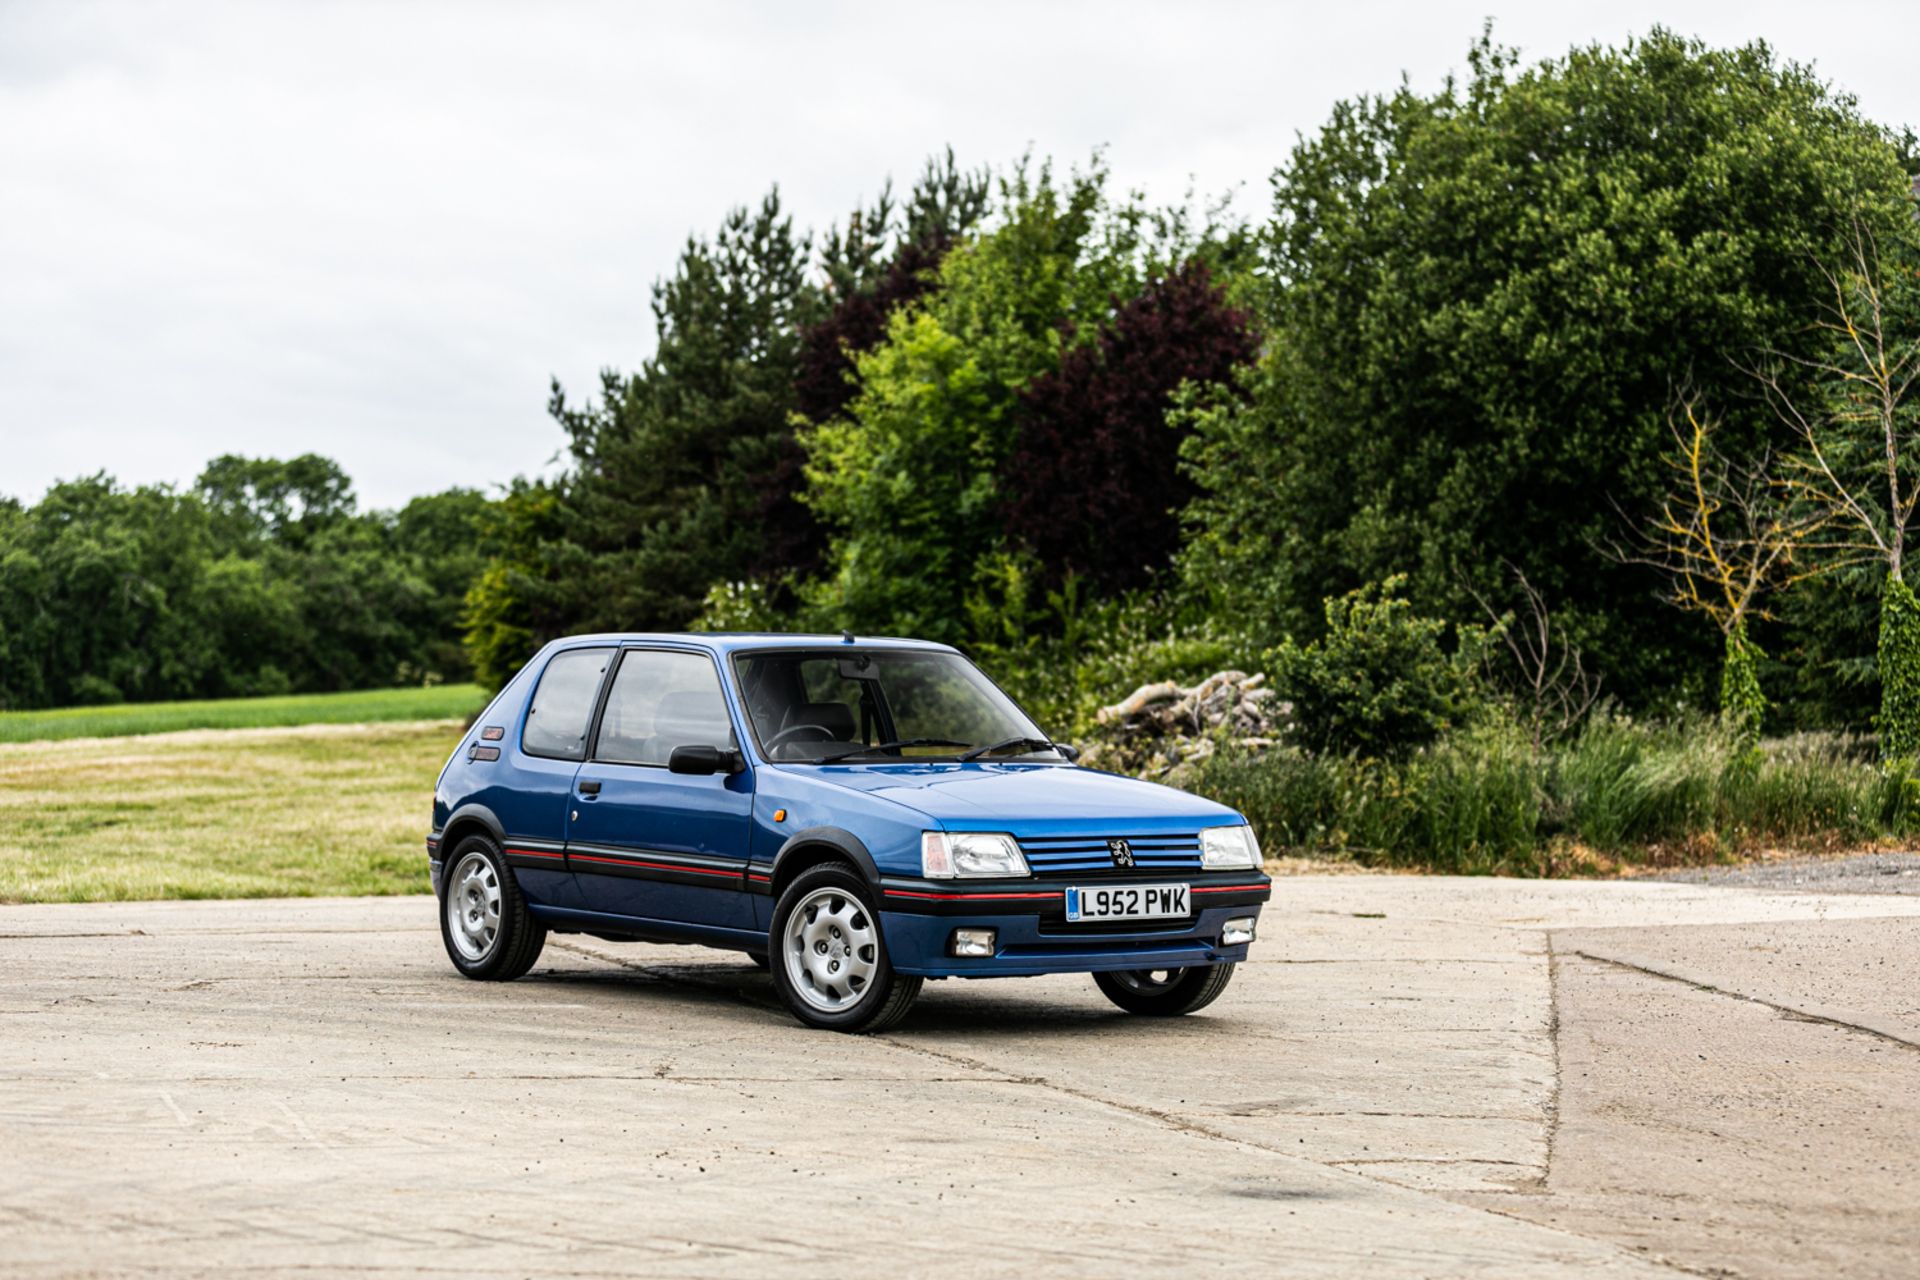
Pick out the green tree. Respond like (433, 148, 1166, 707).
(0, 461, 492, 709)
(801, 159, 1248, 641)
(1182, 29, 1915, 703)
(470, 190, 819, 686)
(801, 161, 1120, 639)
(196, 453, 356, 547)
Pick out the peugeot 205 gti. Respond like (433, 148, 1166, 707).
(430, 634, 1271, 1032)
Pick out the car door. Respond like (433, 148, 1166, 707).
(567, 646, 755, 931)
(493, 644, 615, 909)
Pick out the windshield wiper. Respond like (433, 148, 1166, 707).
(815, 738, 971, 763)
(958, 735, 1059, 762)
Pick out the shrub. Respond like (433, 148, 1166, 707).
(1877, 576, 1920, 760)
(1185, 713, 1909, 873)
(1552, 712, 1728, 850)
(1192, 717, 1543, 874)
(958, 560, 1251, 741)
(1407, 723, 1544, 873)
(1720, 624, 1766, 742)
(1269, 576, 1483, 758)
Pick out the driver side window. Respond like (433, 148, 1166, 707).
(595, 650, 735, 767)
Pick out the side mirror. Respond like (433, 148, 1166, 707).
(668, 744, 739, 776)
(1056, 742, 1081, 763)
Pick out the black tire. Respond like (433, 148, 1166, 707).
(439, 834, 546, 981)
(1093, 963, 1235, 1016)
(769, 863, 921, 1033)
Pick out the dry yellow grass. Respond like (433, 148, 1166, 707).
(0, 720, 460, 903)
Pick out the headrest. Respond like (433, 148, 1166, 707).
(655, 689, 732, 743)
(792, 701, 857, 741)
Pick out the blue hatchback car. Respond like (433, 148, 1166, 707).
(431, 633, 1271, 1032)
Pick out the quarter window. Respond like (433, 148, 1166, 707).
(521, 647, 613, 760)
(596, 650, 735, 766)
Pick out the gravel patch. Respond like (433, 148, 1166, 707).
(1656, 851, 1920, 895)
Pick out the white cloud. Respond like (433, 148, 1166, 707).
(2, 0, 1915, 509)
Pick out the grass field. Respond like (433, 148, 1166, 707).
(0, 720, 456, 902)
(0, 684, 488, 744)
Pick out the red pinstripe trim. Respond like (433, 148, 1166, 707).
(505, 848, 564, 861)
(1191, 883, 1268, 894)
(883, 889, 1062, 901)
(569, 853, 740, 879)
(747, 873, 771, 882)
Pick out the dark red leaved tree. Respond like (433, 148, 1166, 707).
(1000, 261, 1254, 593)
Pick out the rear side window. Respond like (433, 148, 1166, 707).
(522, 648, 613, 760)
(596, 650, 735, 766)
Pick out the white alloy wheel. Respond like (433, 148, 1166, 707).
(447, 851, 502, 962)
(782, 885, 878, 1012)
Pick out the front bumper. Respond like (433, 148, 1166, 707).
(876, 871, 1270, 978)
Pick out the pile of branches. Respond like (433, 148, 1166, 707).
(1079, 671, 1286, 780)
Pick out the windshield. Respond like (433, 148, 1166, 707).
(733, 648, 1058, 764)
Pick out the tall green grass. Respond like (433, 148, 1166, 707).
(1193, 712, 1918, 874)
(0, 684, 488, 744)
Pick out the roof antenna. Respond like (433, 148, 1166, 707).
(840, 629, 856, 645)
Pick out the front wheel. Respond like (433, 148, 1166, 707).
(439, 836, 546, 981)
(769, 864, 920, 1033)
(1093, 963, 1234, 1016)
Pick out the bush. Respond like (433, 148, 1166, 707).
(1877, 576, 1920, 759)
(1552, 712, 1730, 850)
(1269, 576, 1483, 758)
(1410, 724, 1544, 873)
(1720, 624, 1766, 742)
(960, 562, 1251, 740)
(1185, 711, 1916, 873)
(1192, 718, 1543, 874)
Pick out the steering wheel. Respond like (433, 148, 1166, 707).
(765, 723, 838, 753)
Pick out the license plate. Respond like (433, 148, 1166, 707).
(1064, 883, 1190, 922)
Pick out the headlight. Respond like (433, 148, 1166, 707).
(921, 831, 1030, 879)
(1199, 824, 1261, 870)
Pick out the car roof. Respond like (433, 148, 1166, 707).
(545, 632, 961, 658)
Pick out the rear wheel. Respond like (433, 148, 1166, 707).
(1093, 963, 1234, 1016)
(769, 864, 920, 1033)
(439, 836, 546, 981)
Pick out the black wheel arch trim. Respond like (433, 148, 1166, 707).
(439, 804, 508, 853)
(769, 827, 881, 891)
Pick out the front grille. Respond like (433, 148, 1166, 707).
(1016, 833, 1204, 876)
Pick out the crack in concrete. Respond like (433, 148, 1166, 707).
(1572, 949, 1920, 1051)
(870, 1033, 1695, 1273)
(1535, 931, 1565, 1196)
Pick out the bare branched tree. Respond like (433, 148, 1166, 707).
(1464, 563, 1601, 750)
(1756, 219, 1920, 582)
(1609, 388, 1831, 638)
(1748, 214, 1920, 754)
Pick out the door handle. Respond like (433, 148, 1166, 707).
(578, 780, 602, 795)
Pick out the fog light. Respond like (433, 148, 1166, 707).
(1223, 917, 1256, 946)
(950, 928, 997, 958)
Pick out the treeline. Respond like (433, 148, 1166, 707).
(7, 28, 1919, 741)
(0, 456, 484, 708)
(467, 30, 1919, 739)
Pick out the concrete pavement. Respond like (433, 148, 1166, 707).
(2, 876, 1916, 1278)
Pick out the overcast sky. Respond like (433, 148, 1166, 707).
(3, 1, 1916, 511)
